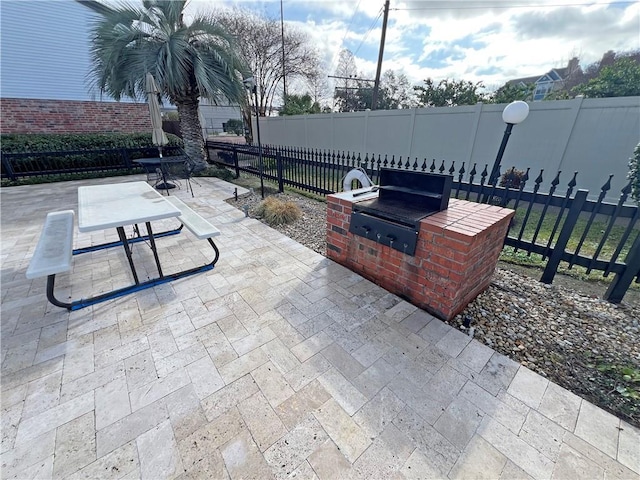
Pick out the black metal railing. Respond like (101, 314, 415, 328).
(1, 145, 184, 182)
(207, 140, 640, 303)
(1, 141, 636, 302)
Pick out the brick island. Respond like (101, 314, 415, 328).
(326, 190, 515, 321)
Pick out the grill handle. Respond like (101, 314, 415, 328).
(352, 186, 379, 198)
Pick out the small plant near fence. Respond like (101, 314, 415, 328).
(490, 167, 528, 207)
(629, 143, 640, 204)
(500, 167, 527, 189)
(254, 197, 301, 226)
(193, 165, 235, 182)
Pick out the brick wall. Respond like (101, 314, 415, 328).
(0, 98, 151, 134)
(327, 192, 514, 321)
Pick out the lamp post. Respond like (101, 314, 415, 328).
(243, 76, 265, 199)
(489, 100, 530, 185)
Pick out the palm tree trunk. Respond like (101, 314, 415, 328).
(176, 98, 206, 168)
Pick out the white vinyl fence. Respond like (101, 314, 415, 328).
(257, 96, 640, 202)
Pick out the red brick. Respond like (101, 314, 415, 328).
(0, 98, 151, 134)
(420, 222, 445, 235)
(327, 237, 346, 251)
(436, 233, 474, 249)
(321, 194, 512, 321)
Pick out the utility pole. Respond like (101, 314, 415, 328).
(371, 0, 390, 110)
(281, 0, 287, 100)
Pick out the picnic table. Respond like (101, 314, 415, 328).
(26, 181, 220, 310)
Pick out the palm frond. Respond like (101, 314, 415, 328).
(86, 0, 248, 105)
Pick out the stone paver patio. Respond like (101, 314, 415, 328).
(1, 176, 638, 480)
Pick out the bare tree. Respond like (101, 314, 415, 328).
(214, 7, 321, 117)
(333, 68, 417, 111)
(306, 68, 332, 109)
(381, 70, 417, 109)
(333, 49, 359, 112)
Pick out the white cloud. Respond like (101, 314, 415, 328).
(297, 0, 385, 20)
(186, 0, 640, 96)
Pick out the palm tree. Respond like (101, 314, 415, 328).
(79, 0, 248, 167)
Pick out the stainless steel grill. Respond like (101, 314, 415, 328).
(349, 169, 453, 255)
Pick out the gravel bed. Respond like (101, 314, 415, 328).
(226, 191, 640, 427)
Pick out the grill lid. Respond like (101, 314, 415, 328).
(354, 198, 432, 226)
(353, 169, 453, 225)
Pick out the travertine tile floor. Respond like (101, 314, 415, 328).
(1, 176, 638, 480)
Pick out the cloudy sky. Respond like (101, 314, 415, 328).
(189, 0, 639, 93)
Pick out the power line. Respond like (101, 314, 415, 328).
(328, 75, 375, 82)
(334, 86, 373, 91)
(391, 1, 636, 10)
(330, 0, 364, 73)
(340, 0, 363, 48)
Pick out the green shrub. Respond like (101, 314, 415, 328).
(629, 143, 640, 204)
(0, 132, 182, 154)
(500, 167, 527, 189)
(0, 133, 184, 186)
(254, 196, 301, 226)
(223, 119, 244, 135)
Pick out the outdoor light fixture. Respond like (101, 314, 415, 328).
(489, 100, 530, 185)
(243, 75, 264, 198)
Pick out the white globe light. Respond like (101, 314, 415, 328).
(502, 100, 530, 124)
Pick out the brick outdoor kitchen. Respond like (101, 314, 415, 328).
(326, 190, 514, 321)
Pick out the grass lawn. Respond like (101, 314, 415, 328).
(501, 206, 638, 286)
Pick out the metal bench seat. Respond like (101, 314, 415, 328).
(26, 210, 75, 279)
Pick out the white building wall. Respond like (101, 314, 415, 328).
(0, 0, 114, 101)
(1, 0, 236, 139)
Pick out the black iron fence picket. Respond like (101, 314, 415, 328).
(1, 146, 184, 181)
(3, 140, 635, 302)
(207, 140, 639, 302)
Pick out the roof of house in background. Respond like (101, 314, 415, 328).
(508, 67, 569, 86)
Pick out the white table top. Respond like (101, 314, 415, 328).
(78, 182, 181, 232)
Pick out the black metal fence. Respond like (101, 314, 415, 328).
(1, 141, 636, 302)
(1, 145, 184, 182)
(207, 140, 639, 303)
(207, 142, 343, 195)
